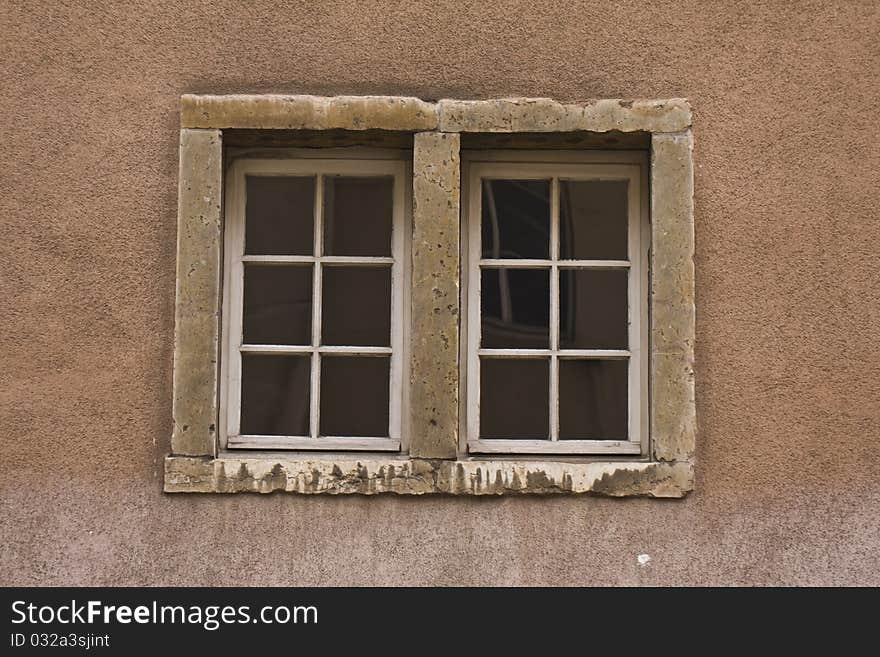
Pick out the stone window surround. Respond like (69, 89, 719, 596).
(165, 94, 695, 497)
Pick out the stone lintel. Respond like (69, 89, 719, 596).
(410, 132, 461, 459)
(165, 456, 693, 498)
(181, 94, 439, 131)
(181, 94, 690, 135)
(438, 98, 692, 133)
(171, 129, 223, 457)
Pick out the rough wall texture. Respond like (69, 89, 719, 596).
(1, 1, 878, 585)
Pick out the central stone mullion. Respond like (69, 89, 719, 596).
(410, 132, 461, 459)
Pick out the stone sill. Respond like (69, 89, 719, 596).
(164, 455, 694, 498)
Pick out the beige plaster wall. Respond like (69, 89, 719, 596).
(1, 1, 878, 585)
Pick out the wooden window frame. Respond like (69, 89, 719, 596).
(221, 153, 411, 453)
(461, 152, 649, 456)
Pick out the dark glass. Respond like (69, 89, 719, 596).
(559, 359, 628, 439)
(481, 179, 550, 259)
(240, 354, 310, 435)
(480, 358, 549, 438)
(559, 180, 628, 260)
(321, 266, 391, 346)
(323, 176, 393, 256)
(320, 356, 390, 437)
(243, 264, 312, 345)
(481, 268, 550, 348)
(245, 176, 315, 255)
(559, 269, 628, 349)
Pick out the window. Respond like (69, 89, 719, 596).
(167, 94, 694, 497)
(221, 155, 409, 452)
(462, 155, 647, 455)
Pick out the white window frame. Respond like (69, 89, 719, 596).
(462, 151, 649, 456)
(220, 153, 410, 452)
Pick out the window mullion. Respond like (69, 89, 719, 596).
(309, 174, 324, 440)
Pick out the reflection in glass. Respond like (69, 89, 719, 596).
(481, 268, 549, 349)
(481, 179, 550, 259)
(480, 358, 549, 438)
(245, 176, 315, 255)
(559, 359, 628, 439)
(559, 269, 628, 349)
(559, 180, 628, 260)
(322, 266, 391, 346)
(243, 264, 312, 345)
(320, 356, 390, 437)
(240, 355, 310, 435)
(323, 176, 393, 257)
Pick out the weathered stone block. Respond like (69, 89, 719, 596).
(650, 131, 696, 462)
(181, 94, 438, 131)
(438, 98, 691, 133)
(171, 129, 222, 457)
(651, 131, 695, 356)
(164, 456, 693, 497)
(651, 352, 696, 462)
(410, 132, 461, 459)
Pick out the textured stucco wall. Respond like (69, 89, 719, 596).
(2, 1, 878, 585)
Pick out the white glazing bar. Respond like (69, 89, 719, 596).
(240, 344, 312, 354)
(318, 346, 393, 355)
(480, 258, 550, 268)
(555, 259, 631, 269)
(556, 349, 631, 359)
(550, 177, 559, 441)
(478, 348, 552, 358)
(480, 258, 631, 269)
(241, 345, 394, 356)
(242, 254, 394, 266)
(242, 255, 315, 264)
(477, 348, 632, 358)
(319, 256, 394, 266)
(309, 174, 324, 440)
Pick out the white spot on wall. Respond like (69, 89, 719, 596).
(637, 553, 651, 567)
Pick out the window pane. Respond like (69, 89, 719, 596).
(481, 179, 550, 259)
(480, 358, 549, 438)
(322, 266, 391, 346)
(559, 180, 628, 260)
(323, 176, 393, 256)
(559, 269, 628, 349)
(559, 359, 628, 439)
(320, 356, 390, 437)
(240, 354, 310, 435)
(245, 176, 315, 255)
(243, 264, 312, 345)
(481, 268, 549, 348)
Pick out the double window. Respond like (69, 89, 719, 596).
(221, 151, 646, 457)
(168, 95, 695, 496)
